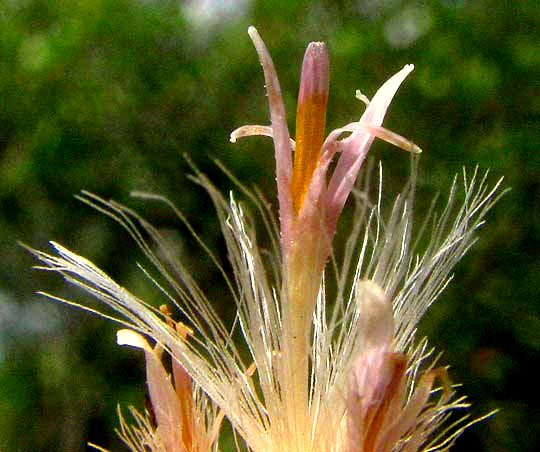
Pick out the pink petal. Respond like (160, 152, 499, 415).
(348, 282, 397, 451)
(172, 357, 194, 451)
(357, 281, 394, 350)
(146, 350, 185, 452)
(351, 282, 395, 410)
(248, 27, 293, 249)
(326, 65, 415, 226)
(117, 330, 185, 452)
(290, 41, 329, 216)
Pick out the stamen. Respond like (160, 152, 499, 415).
(290, 41, 329, 215)
(159, 304, 193, 337)
(356, 89, 370, 106)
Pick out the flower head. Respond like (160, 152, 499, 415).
(29, 27, 503, 452)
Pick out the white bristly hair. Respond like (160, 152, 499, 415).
(27, 156, 504, 452)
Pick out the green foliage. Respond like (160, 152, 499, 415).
(1, 0, 538, 450)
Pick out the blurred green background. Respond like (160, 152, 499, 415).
(1, 0, 538, 451)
